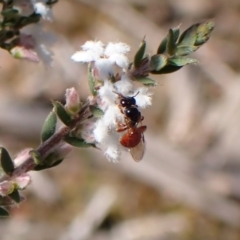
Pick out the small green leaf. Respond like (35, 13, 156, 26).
(134, 77, 158, 87)
(167, 28, 177, 56)
(0, 147, 14, 175)
(41, 110, 57, 142)
(157, 35, 168, 54)
(8, 189, 20, 203)
(29, 150, 42, 165)
(168, 57, 198, 66)
(64, 135, 95, 148)
(175, 45, 198, 56)
(0, 207, 9, 217)
(172, 26, 180, 44)
(178, 20, 214, 50)
(195, 20, 215, 46)
(134, 39, 146, 68)
(53, 101, 72, 126)
(157, 26, 180, 54)
(88, 64, 97, 96)
(34, 159, 63, 171)
(89, 106, 104, 118)
(150, 65, 182, 74)
(178, 24, 198, 47)
(150, 54, 168, 71)
(1, 9, 19, 17)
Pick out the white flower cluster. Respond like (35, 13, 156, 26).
(72, 41, 152, 162)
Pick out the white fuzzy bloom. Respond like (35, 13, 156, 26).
(34, 2, 53, 21)
(80, 120, 96, 143)
(93, 118, 109, 143)
(105, 145, 121, 163)
(109, 53, 129, 69)
(98, 80, 118, 108)
(103, 105, 124, 129)
(71, 50, 99, 62)
(71, 41, 104, 63)
(135, 87, 152, 109)
(105, 42, 130, 55)
(103, 133, 122, 162)
(95, 58, 114, 80)
(114, 74, 134, 95)
(82, 41, 104, 54)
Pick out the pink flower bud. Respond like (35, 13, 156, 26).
(0, 181, 14, 196)
(10, 34, 40, 62)
(65, 88, 81, 116)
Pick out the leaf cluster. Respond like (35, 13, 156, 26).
(131, 20, 214, 87)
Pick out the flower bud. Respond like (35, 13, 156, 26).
(0, 181, 14, 197)
(65, 88, 81, 116)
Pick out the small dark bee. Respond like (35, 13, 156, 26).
(114, 92, 146, 161)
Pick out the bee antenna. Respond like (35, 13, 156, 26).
(133, 91, 140, 97)
(113, 91, 124, 98)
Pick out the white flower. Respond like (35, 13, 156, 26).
(80, 120, 96, 143)
(93, 118, 109, 143)
(103, 133, 122, 163)
(95, 58, 114, 80)
(71, 41, 104, 63)
(114, 74, 134, 95)
(103, 105, 124, 129)
(109, 53, 129, 69)
(105, 42, 130, 69)
(98, 80, 118, 109)
(105, 145, 121, 163)
(82, 41, 104, 54)
(71, 50, 99, 62)
(105, 42, 130, 55)
(34, 2, 53, 21)
(134, 87, 152, 109)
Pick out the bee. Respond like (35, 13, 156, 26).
(114, 92, 147, 161)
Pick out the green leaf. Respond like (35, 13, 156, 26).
(134, 77, 158, 87)
(1, 9, 19, 17)
(167, 28, 177, 56)
(41, 110, 57, 142)
(0, 147, 14, 175)
(8, 189, 20, 203)
(178, 20, 214, 50)
(150, 54, 167, 71)
(157, 35, 168, 54)
(168, 57, 198, 66)
(34, 159, 63, 171)
(157, 26, 180, 54)
(134, 39, 146, 68)
(64, 135, 95, 148)
(175, 45, 198, 56)
(195, 20, 215, 46)
(0, 207, 9, 217)
(53, 101, 72, 126)
(150, 65, 182, 74)
(172, 26, 180, 44)
(89, 106, 104, 118)
(88, 64, 97, 96)
(178, 24, 198, 47)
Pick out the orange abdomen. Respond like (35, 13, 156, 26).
(120, 126, 146, 148)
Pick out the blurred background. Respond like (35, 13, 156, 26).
(1, 0, 240, 239)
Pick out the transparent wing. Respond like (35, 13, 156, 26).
(129, 134, 145, 162)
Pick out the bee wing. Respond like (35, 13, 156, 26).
(130, 134, 145, 162)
